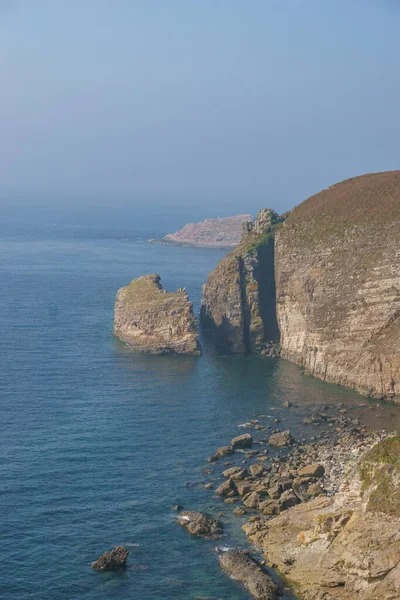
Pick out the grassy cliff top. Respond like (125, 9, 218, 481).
(119, 274, 185, 306)
(360, 436, 400, 516)
(281, 170, 400, 243)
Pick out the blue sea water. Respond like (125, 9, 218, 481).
(1, 204, 398, 600)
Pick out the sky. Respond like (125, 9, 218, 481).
(1, 0, 399, 216)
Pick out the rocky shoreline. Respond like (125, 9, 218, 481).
(181, 402, 400, 600)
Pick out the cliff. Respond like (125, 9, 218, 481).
(200, 209, 282, 354)
(113, 274, 200, 355)
(243, 436, 400, 600)
(275, 171, 400, 399)
(160, 214, 253, 248)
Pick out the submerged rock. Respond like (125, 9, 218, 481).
(113, 274, 200, 355)
(178, 510, 223, 538)
(219, 550, 279, 600)
(92, 546, 129, 571)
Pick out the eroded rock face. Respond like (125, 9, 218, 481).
(243, 436, 400, 600)
(275, 171, 400, 399)
(113, 274, 200, 355)
(177, 510, 223, 538)
(219, 550, 279, 600)
(200, 210, 282, 354)
(92, 546, 129, 570)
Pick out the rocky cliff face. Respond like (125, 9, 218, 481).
(200, 209, 281, 354)
(243, 436, 400, 600)
(275, 171, 400, 399)
(113, 274, 200, 354)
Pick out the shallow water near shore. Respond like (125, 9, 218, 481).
(1, 205, 400, 600)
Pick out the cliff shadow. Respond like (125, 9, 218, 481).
(256, 239, 280, 343)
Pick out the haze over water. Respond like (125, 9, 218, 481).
(2, 206, 400, 600)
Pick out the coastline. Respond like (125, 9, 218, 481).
(147, 237, 237, 249)
(196, 401, 400, 599)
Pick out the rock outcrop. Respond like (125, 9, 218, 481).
(177, 510, 223, 538)
(113, 274, 200, 355)
(243, 436, 400, 600)
(219, 550, 279, 600)
(200, 209, 282, 354)
(159, 214, 253, 248)
(92, 546, 129, 570)
(275, 171, 400, 399)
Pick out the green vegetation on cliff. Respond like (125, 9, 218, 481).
(360, 436, 400, 516)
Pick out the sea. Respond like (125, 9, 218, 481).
(2, 202, 400, 600)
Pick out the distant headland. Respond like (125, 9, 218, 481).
(149, 214, 253, 248)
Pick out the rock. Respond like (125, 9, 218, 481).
(231, 433, 253, 449)
(92, 546, 129, 571)
(282, 400, 292, 408)
(233, 506, 247, 516)
(234, 480, 254, 497)
(267, 484, 282, 500)
(215, 446, 234, 458)
(307, 483, 324, 498)
(298, 464, 325, 478)
(172, 504, 182, 511)
(219, 550, 279, 600)
(269, 430, 292, 447)
(204, 483, 214, 490)
(178, 511, 223, 538)
(222, 466, 246, 479)
(259, 499, 280, 515)
(200, 209, 283, 354)
(243, 492, 261, 508)
(242, 434, 400, 600)
(160, 214, 253, 248)
(279, 490, 299, 510)
(249, 464, 265, 478)
(275, 171, 400, 400)
(215, 480, 234, 496)
(113, 275, 200, 354)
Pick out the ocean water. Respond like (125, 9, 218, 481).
(1, 205, 399, 600)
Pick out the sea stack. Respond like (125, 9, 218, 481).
(113, 274, 201, 355)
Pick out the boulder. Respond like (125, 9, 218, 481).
(215, 445, 234, 458)
(92, 546, 129, 571)
(215, 479, 234, 497)
(233, 506, 247, 516)
(219, 550, 279, 600)
(222, 466, 248, 480)
(298, 464, 325, 478)
(268, 430, 292, 447)
(249, 464, 265, 478)
(279, 490, 300, 510)
(234, 480, 254, 497)
(243, 492, 261, 508)
(259, 499, 280, 515)
(232, 433, 253, 449)
(178, 511, 223, 538)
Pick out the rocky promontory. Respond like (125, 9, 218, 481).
(200, 171, 400, 400)
(158, 214, 253, 248)
(113, 274, 200, 354)
(200, 209, 282, 354)
(243, 435, 400, 600)
(275, 171, 400, 399)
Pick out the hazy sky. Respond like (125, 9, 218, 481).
(1, 0, 399, 215)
